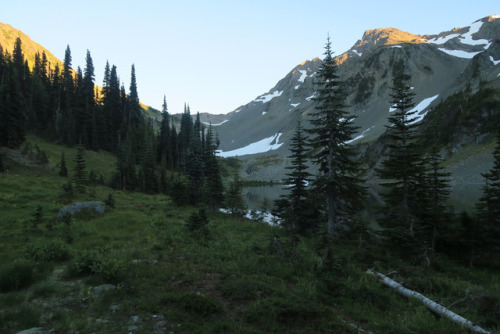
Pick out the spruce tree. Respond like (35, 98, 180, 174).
(376, 61, 424, 251)
(203, 124, 224, 211)
(73, 145, 87, 193)
(225, 173, 245, 216)
(157, 95, 171, 164)
(127, 64, 142, 127)
(475, 132, 500, 261)
(280, 121, 312, 234)
(59, 152, 68, 177)
(422, 146, 451, 251)
(308, 36, 366, 239)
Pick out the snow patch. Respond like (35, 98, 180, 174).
(391, 45, 402, 48)
(345, 126, 374, 144)
(217, 133, 284, 158)
(459, 20, 490, 48)
(407, 94, 440, 125)
(437, 48, 482, 59)
(295, 85, 300, 90)
(427, 33, 460, 44)
(290, 103, 300, 108)
(490, 56, 500, 66)
(306, 92, 317, 101)
(352, 49, 362, 57)
(234, 109, 241, 113)
(203, 120, 228, 126)
(298, 70, 308, 83)
(255, 90, 283, 103)
(428, 20, 491, 55)
(262, 111, 267, 115)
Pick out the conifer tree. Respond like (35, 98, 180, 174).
(186, 124, 204, 205)
(59, 152, 68, 177)
(422, 146, 451, 251)
(83, 50, 97, 150)
(0, 60, 25, 148)
(280, 121, 312, 234)
(308, 36, 366, 239)
(73, 145, 87, 193)
(60, 45, 76, 145)
(157, 95, 171, 164)
(225, 173, 245, 216)
(377, 61, 424, 250)
(140, 136, 158, 194)
(127, 64, 142, 127)
(475, 132, 500, 261)
(203, 124, 224, 211)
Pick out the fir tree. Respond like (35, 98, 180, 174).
(475, 132, 500, 262)
(308, 36, 366, 239)
(140, 136, 158, 194)
(73, 145, 87, 193)
(422, 146, 451, 251)
(59, 152, 68, 177)
(376, 61, 424, 251)
(127, 64, 142, 127)
(280, 121, 312, 234)
(157, 95, 171, 165)
(203, 124, 224, 211)
(225, 173, 245, 216)
(0, 60, 25, 148)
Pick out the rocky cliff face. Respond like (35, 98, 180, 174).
(213, 15, 500, 186)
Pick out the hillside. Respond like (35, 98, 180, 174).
(1, 136, 499, 333)
(0, 22, 63, 70)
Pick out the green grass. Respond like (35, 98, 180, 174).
(0, 136, 499, 333)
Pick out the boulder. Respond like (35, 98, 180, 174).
(57, 201, 105, 220)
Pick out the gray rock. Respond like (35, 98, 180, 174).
(91, 284, 116, 294)
(57, 201, 106, 220)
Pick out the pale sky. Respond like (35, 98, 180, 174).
(1, 0, 498, 114)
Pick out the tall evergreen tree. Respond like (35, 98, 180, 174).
(377, 61, 424, 250)
(475, 132, 500, 261)
(280, 121, 312, 234)
(0, 59, 25, 148)
(60, 45, 76, 145)
(83, 50, 97, 150)
(308, 36, 366, 239)
(157, 95, 171, 165)
(73, 145, 87, 193)
(140, 136, 158, 194)
(127, 64, 142, 127)
(203, 124, 224, 211)
(225, 173, 245, 216)
(422, 146, 451, 251)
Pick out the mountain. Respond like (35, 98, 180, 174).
(213, 15, 500, 194)
(0, 22, 64, 70)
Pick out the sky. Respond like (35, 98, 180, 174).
(1, 0, 498, 115)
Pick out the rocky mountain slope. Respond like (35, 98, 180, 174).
(213, 15, 500, 189)
(0, 22, 64, 70)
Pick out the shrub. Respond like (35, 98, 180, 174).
(24, 240, 72, 262)
(68, 248, 123, 283)
(0, 260, 45, 292)
(185, 209, 210, 239)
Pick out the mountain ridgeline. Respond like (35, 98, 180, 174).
(214, 15, 500, 188)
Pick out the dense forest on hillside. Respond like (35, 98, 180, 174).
(1, 37, 500, 333)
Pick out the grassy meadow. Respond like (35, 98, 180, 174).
(0, 136, 499, 333)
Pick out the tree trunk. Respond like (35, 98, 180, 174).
(366, 270, 490, 334)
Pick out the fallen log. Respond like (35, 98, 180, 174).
(366, 269, 490, 334)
